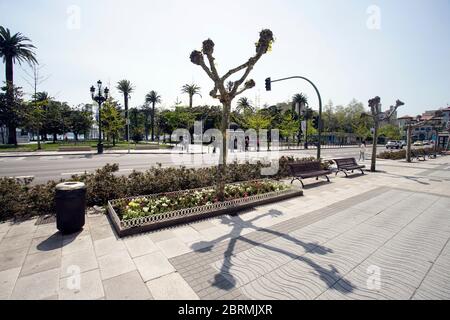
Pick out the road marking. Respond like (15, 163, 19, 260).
(40, 156, 63, 160)
(61, 172, 88, 176)
(119, 168, 134, 172)
(14, 157, 26, 161)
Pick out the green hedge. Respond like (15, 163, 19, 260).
(377, 147, 442, 160)
(0, 156, 328, 222)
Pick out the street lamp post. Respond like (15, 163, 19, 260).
(90, 80, 109, 154)
(266, 76, 323, 159)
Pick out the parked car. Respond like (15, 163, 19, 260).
(413, 141, 424, 146)
(386, 140, 402, 149)
(422, 140, 430, 145)
(400, 140, 407, 147)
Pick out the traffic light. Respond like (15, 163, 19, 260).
(265, 77, 271, 91)
(312, 116, 319, 130)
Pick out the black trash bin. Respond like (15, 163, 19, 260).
(55, 182, 86, 234)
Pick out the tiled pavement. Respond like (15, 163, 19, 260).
(1, 157, 450, 300)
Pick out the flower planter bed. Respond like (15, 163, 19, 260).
(107, 179, 303, 237)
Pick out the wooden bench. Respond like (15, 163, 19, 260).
(58, 146, 91, 152)
(411, 149, 426, 161)
(288, 161, 332, 188)
(333, 158, 365, 177)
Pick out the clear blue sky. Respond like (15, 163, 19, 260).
(1, 0, 449, 116)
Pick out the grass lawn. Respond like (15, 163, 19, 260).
(0, 140, 173, 152)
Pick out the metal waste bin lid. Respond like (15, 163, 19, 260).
(56, 182, 86, 191)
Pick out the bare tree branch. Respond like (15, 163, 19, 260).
(234, 79, 256, 96)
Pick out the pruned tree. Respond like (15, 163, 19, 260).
(363, 97, 404, 172)
(22, 64, 50, 149)
(189, 29, 274, 199)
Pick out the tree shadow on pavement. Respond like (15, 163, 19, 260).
(190, 208, 355, 295)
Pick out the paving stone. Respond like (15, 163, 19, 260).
(172, 226, 202, 243)
(34, 224, 59, 239)
(0, 222, 12, 234)
(147, 229, 176, 243)
(87, 214, 110, 228)
(134, 251, 175, 281)
(4, 221, 37, 238)
(146, 272, 199, 300)
(93, 236, 126, 257)
(156, 238, 191, 258)
(28, 233, 63, 255)
(0, 232, 6, 242)
(0, 267, 21, 299)
(60, 248, 98, 278)
(90, 223, 116, 241)
(20, 249, 61, 277)
(11, 268, 60, 300)
(62, 234, 94, 256)
(123, 235, 159, 258)
(98, 249, 136, 280)
(0, 247, 28, 272)
(0, 233, 33, 253)
(59, 269, 104, 300)
(191, 220, 216, 231)
(103, 270, 152, 300)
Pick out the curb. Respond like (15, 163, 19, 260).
(0, 151, 207, 158)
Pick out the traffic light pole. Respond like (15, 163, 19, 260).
(267, 76, 323, 159)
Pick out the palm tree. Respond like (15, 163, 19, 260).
(116, 80, 134, 141)
(145, 90, 161, 141)
(292, 93, 311, 146)
(181, 83, 201, 108)
(0, 26, 37, 145)
(236, 97, 255, 114)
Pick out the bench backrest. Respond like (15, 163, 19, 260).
(334, 158, 357, 167)
(288, 161, 322, 174)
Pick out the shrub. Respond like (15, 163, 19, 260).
(378, 149, 406, 160)
(73, 163, 127, 207)
(0, 177, 30, 221)
(377, 147, 444, 160)
(0, 157, 327, 221)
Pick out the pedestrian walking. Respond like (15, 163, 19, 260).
(359, 141, 366, 161)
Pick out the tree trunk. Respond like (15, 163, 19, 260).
(217, 101, 231, 201)
(124, 94, 129, 141)
(151, 102, 155, 141)
(53, 133, 57, 143)
(406, 125, 412, 162)
(8, 126, 17, 146)
(305, 119, 308, 149)
(37, 129, 41, 150)
(370, 121, 379, 172)
(189, 95, 193, 108)
(5, 56, 17, 146)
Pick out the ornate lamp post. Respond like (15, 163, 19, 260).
(90, 80, 109, 154)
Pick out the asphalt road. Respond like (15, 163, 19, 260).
(0, 147, 380, 183)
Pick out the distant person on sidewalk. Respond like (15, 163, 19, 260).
(359, 141, 366, 161)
